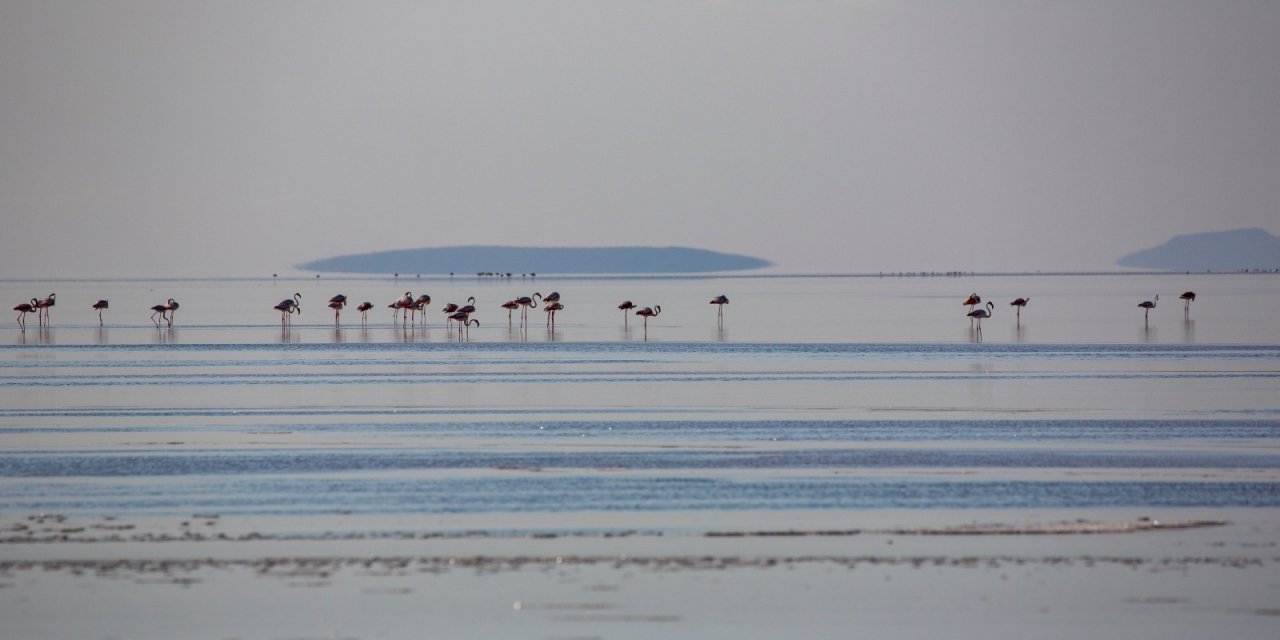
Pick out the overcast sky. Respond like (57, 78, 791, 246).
(2, 1, 1277, 277)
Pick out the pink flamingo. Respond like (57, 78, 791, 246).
(544, 301, 564, 329)
(710, 295, 729, 325)
(1010, 297, 1030, 324)
(275, 293, 301, 327)
(36, 293, 55, 326)
(14, 298, 38, 330)
(618, 300, 636, 328)
(356, 301, 374, 326)
(91, 299, 109, 325)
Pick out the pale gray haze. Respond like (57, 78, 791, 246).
(2, 1, 1278, 278)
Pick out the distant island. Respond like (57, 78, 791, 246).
(1117, 228, 1280, 271)
(298, 246, 772, 275)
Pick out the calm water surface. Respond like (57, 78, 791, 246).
(2, 274, 1278, 528)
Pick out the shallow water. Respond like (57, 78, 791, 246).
(2, 274, 1278, 528)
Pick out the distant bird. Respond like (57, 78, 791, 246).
(1009, 297, 1030, 323)
(1138, 294, 1158, 322)
(967, 301, 994, 330)
(500, 300, 519, 326)
(92, 299, 109, 325)
(1179, 291, 1196, 317)
(618, 300, 636, 328)
(710, 295, 729, 324)
(36, 293, 55, 326)
(328, 296, 346, 326)
(14, 298, 38, 330)
(356, 301, 374, 326)
(544, 301, 564, 329)
(275, 293, 302, 327)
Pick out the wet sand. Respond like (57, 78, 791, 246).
(2, 508, 1278, 639)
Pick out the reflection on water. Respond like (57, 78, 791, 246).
(1183, 319, 1196, 343)
(1140, 325, 1157, 343)
(1012, 324, 1028, 343)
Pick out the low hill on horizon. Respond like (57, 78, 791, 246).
(1117, 228, 1280, 271)
(298, 246, 772, 275)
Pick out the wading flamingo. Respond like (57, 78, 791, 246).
(515, 293, 540, 326)
(36, 293, 55, 326)
(14, 298, 38, 330)
(150, 302, 170, 327)
(1010, 297, 1030, 323)
(544, 301, 564, 329)
(967, 301, 993, 329)
(356, 301, 374, 326)
(164, 299, 179, 327)
(1138, 294, 1158, 322)
(275, 293, 301, 327)
(328, 296, 346, 326)
(500, 300, 519, 326)
(449, 311, 478, 339)
(1179, 291, 1196, 317)
(413, 294, 432, 325)
(92, 299, 109, 325)
(635, 305, 661, 338)
(618, 300, 636, 328)
(710, 295, 729, 324)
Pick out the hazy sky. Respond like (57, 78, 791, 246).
(3, 1, 1277, 277)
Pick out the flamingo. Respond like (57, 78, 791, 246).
(543, 292, 561, 305)
(392, 292, 413, 325)
(413, 294, 432, 325)
(275, 293, 301, 327)
(500, 300, 519, 326)
(458, 296, 477, 315)
(1179, 291, 1196, 317)
(150, 302, 170, 327)
(356, 301, 374, 326)
(92, 300, 109, 325)
(441, 302, 460, 328)
(14, 298, 38, 330)
(164, 299, 179, 327)
(1010, 297, 1030, 323)
(515, 293, 541, 326)
(36, 293, 55, 326)
(967, 301, 994, 331)
(1138, 294, 1158, 322)
(635, 305, 661, 333)
(962, 293, 981, 312)
(618, 300, 636, 328)
(710, 295, 729, 324)
(544, 301, 564, 329)
(328, 295, 346, 326)
(449, 311, 479, 338)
